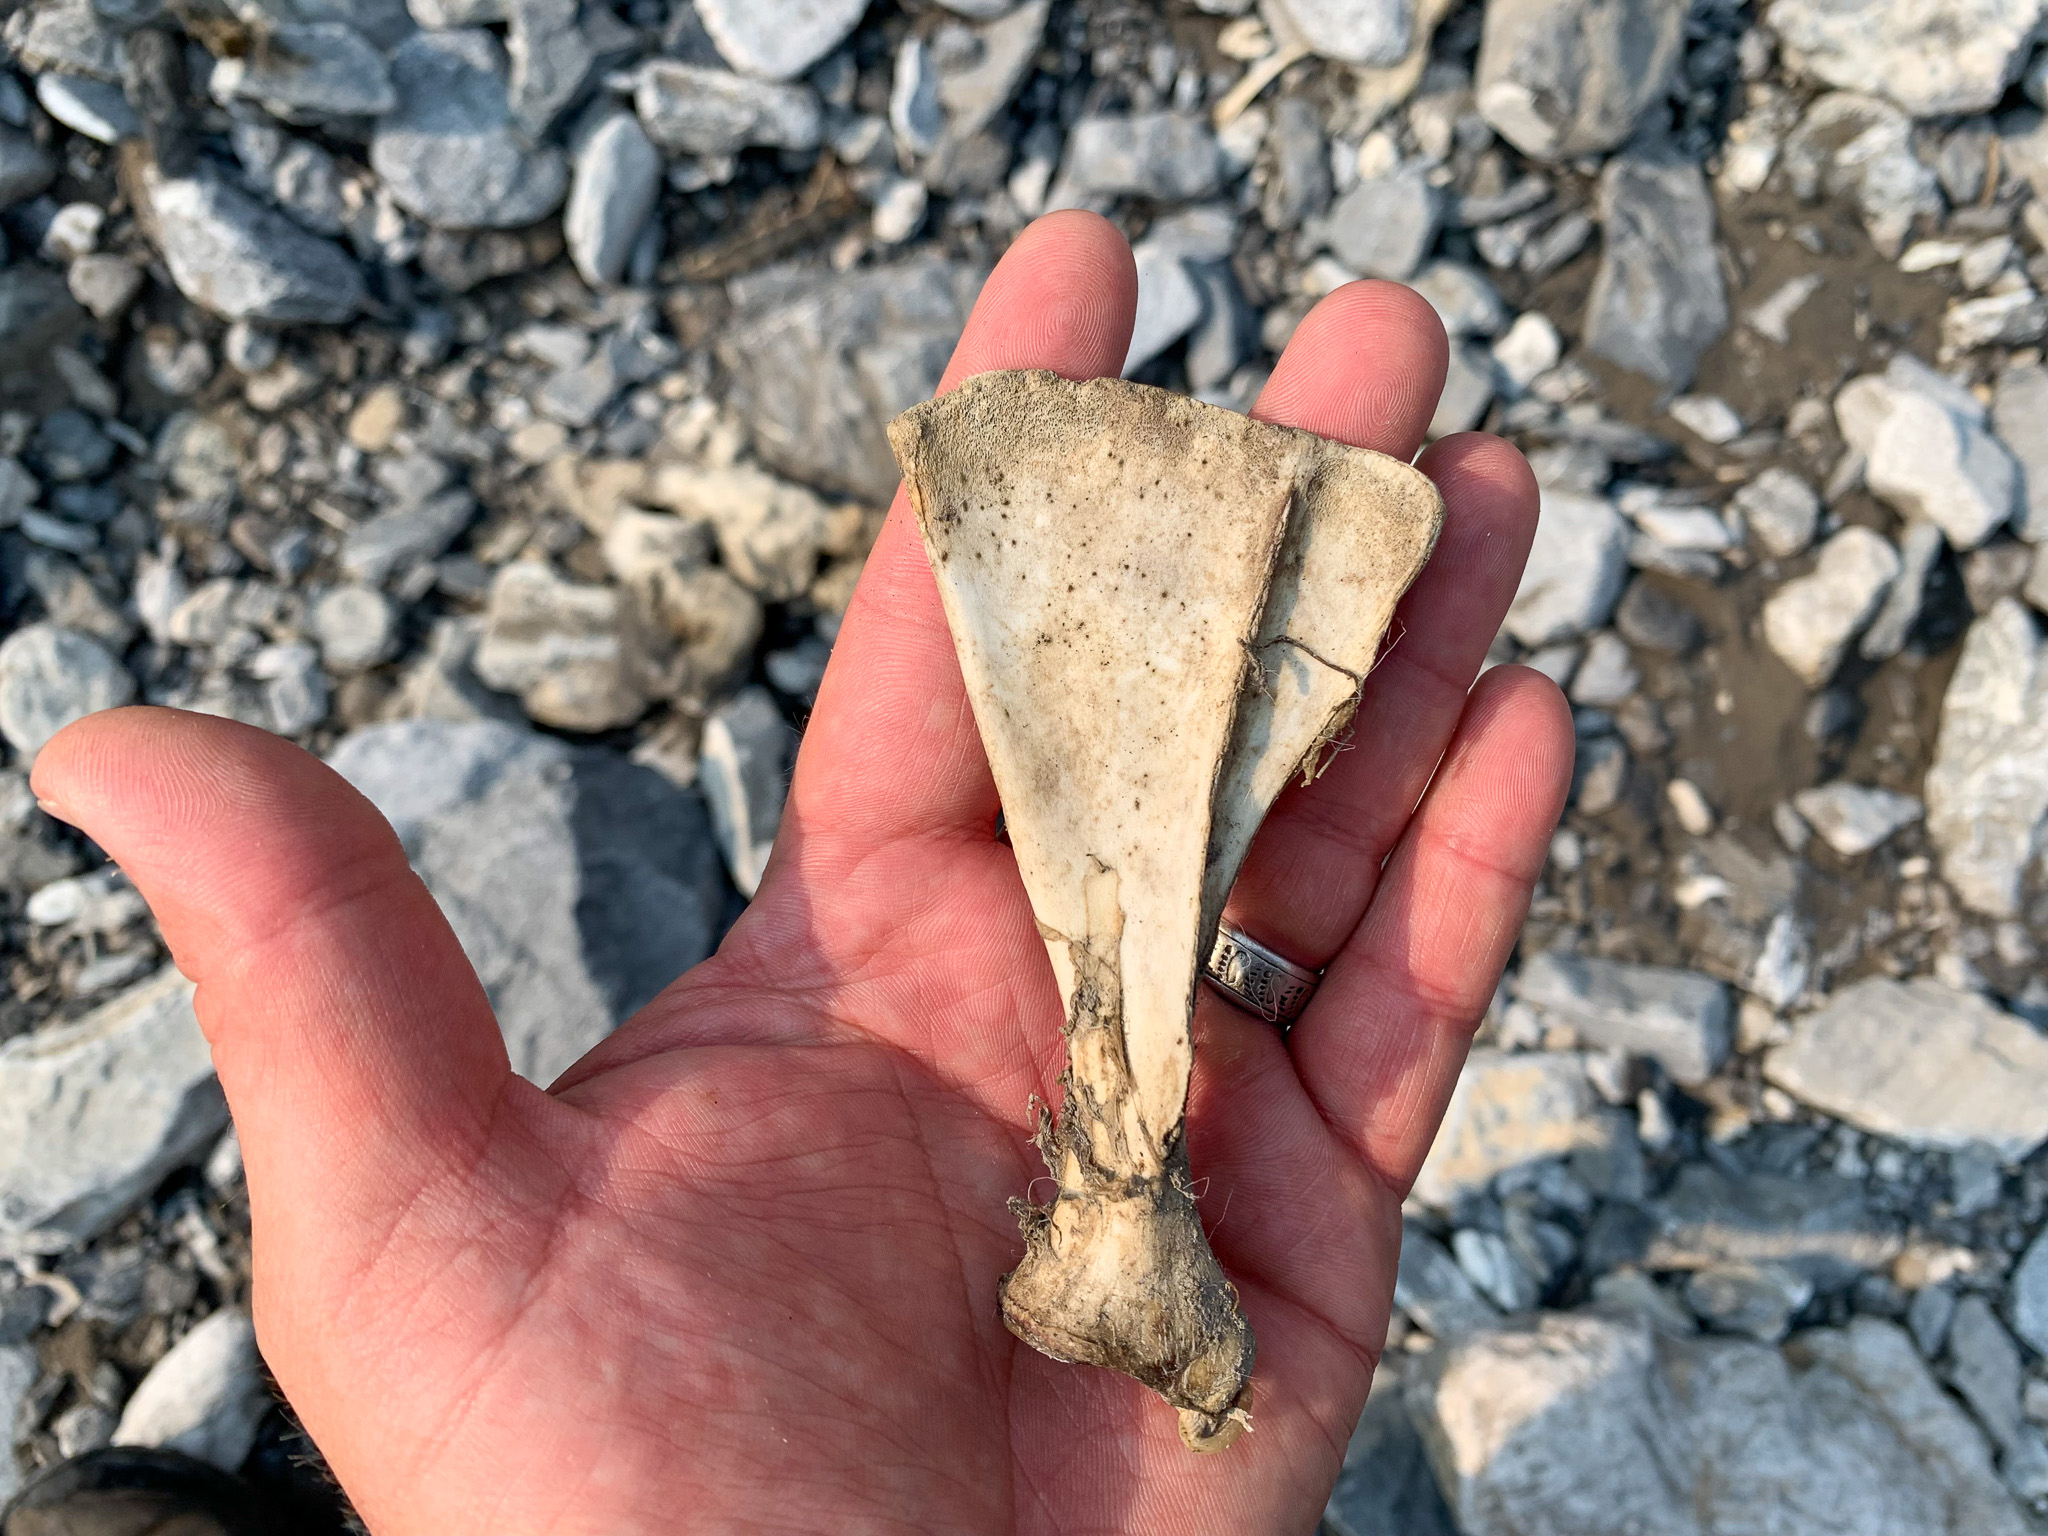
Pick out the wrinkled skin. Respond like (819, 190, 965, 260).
(34, 214, 1572, 1536)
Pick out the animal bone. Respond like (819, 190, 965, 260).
(888, 371, 1443, 1451)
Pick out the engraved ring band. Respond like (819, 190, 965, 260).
(1203, 922, 1320, 1028)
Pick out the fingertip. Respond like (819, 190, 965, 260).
(1254, 280, 1450, 456)
(1419, 432, 1538, 531)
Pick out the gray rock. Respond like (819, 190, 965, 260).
(1786, 94, 1942, 258)
(313, 585, 401, 671)
(253, 642, 328, 736)
(1569, 630, 1639, 706)
(1859, 519, 1945, 660)
(1395, 1219, 1502, 1339)
(1731, 467, 1821, 559)
(1924, 599, 2048, 916)
(0, 126, 54, 208)
(1644, 1166, 1904, 1286)
(34, 73, 138, 143)
(1505, 489, 1630, 646)
(632, 61, 823, 156)
(1767, 0, 2044, 117)
(699, 685, 794, 897)
(1767, 976, 2048, 1158)
(35, 409, 113, 482)
(718, 258, 984, 504)
(1947, 1296, 2029, 1456)
(0, 623, 134, 763)
(889, 36, 942, 158)
(474, 561, 654, 732)
(930, 0, 1048, 170)
(329, 719, 725, 1083)
(1838, 362, 2017, 550)
(209, 21, 394, 122)
(1413, 1049, 1638, 1209)
(1185, 263, 1256, 394)
(65, 254, 142, 320)
(340, 488, 476, 585)
(504, 0, 591, 137)
(0, 266, 86, 376)
(692, 0, 868, 81)
(1992, 362, 2048, 542)
(1411, 1314, 2031, 1536)
(1311, 162, 1441, 281)
(1047, 112, 1222, 208)
(1791, 782, 1924, 856)
(2008, 1228, 2048, 1357)
(233, 126, 350, 236)
(1267, 0, 1412, 65)
(1585, 146, 1729, 389)
(1516, 951, 1731, 1085)
(147, 171, 364, 325)
(1411, 261, 1508, 337)
(1430, 341, 1496, 438)
(1259, 95, 1332, 232)
(1455, 1228, 1543, 1312)
(112, 1307, 269, 1473)
(1761, 527, 1901, 688)
(1324, 1361, 1460, 1536)
(1912, 1284, 1959, 1357)
(1684, 1262, 1813, 1342)
(1123, 239, 1206, 375)
(4, 0, 123, 79)
(372, 31, 569, 230)
(0, 967, 226, 1254)
(1942, 288, 2048, 358)
(0, 1346, 34, 1502)
(1476, 0, 1688, 162)
(645, 462, 832, 601)
(566, 112, 660, 288)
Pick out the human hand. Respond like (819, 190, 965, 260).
(31, 212, 1573, 1535)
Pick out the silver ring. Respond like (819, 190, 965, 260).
(1204, 922, 1320, 1027)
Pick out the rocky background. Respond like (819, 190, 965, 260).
(0, 0, 2047, 1527)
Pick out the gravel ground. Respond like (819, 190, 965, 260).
(3, 0, 2048, 1529)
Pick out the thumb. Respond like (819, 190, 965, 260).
(30, 707, 534, 1293)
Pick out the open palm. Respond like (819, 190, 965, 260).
(34, 213, 1571, 1535)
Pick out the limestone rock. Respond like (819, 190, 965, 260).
(1924, 599, 2048, 916)
(1412, 1313, 2031, 1536)
(1584, 146, 1729, 389)
(329, 720, 726, 1083)
(1791, 782, 1924, 856)
(1476, 0, 1689, 162)
(1505, 489, 1630, 646)
(1766, 975, 2048, 1158)
(146, 173, 364, 324)
(1413, 1049, 1638, 1209)
(0, 967, 226, 1254)
(565, 112, 660, 288)
(1761, 527, 1900, 688)
(1516, 951, 1732, 1086)
(1767, 0, 2047, 117)
(631, 62, 823, 156)
(1837, 361, 2017, 550)
(692, 0, 869, 81)
(1992, 361, 2048, 543)
(112, 1308, 270, 1473)
(371, 31, 569, 230)
(0, 623, 135, 764)
(718, 258, 984, 504)
(473, 561, 656, 732)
